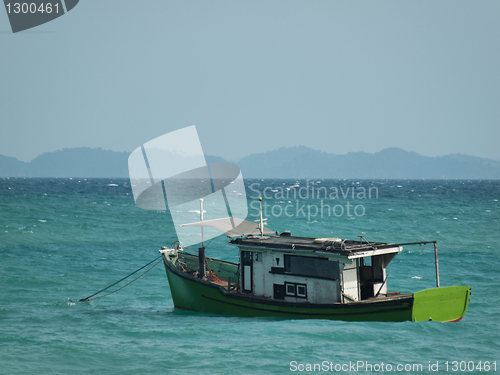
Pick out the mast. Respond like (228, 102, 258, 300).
(255, 197, 267, 237)
(259, 197, 264, 237)
(434, 242, 440, 288)
(198, 198, 206, 279)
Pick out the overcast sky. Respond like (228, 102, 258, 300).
(1, 1, 499, 162)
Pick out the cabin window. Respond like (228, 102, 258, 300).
(284, 255, 291, 271)
(284, 282, 307, 298)
(363, 257, 372, 267)
(255, 252, 262, 261)
(296, 284, 307, 298)
(283, 255, 339, 280)
(242, 251, 252, 263)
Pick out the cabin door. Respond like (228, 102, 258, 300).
(342, 261, 359, 302)
(241, 251, 253, 293)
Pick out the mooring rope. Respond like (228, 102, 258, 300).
(73, 255, 163, 302)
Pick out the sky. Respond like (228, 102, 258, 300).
(1, 1, 499, 162)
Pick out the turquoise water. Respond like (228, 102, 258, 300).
(1, 178, 499, 374)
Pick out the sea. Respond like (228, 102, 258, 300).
(0, 178, 499, 374)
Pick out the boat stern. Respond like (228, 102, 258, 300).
(412, 286, 471, 322)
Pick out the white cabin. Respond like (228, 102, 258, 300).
(231, 233, 402, 303)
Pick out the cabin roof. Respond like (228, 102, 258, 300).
(229, 234, 402, 258)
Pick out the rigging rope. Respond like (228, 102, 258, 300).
(73, 255, 163, 302)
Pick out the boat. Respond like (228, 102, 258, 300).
(128, 127, 470, 322)
(159, 200, 470, 322)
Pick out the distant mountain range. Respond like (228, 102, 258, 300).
(238, 146, 500, 179)
(0, 148, 130, 178)
(1, 146, 499, 179)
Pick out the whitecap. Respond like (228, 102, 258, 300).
(412, 276, 422, 279)
(107, 184, 118, 187)
(39, 220, 47, 223)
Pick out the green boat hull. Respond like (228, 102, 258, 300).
(162, 253, 470, 322)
